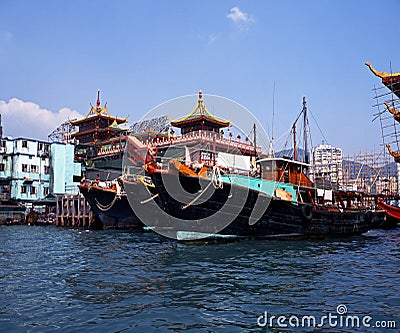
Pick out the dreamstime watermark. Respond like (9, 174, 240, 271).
(257, 304, 398, 329)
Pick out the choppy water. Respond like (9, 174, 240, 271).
(0, 226, 399, 332)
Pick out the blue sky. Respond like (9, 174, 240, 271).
(0, 0, 399, 154)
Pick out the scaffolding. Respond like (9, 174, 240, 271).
(309, 147, 397, 195)
(130, 115, 170, 134)
(48, 120, 76, 143)
(341, 150, 398, 196)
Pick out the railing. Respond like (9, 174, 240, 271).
(144, 130, 262, 154)
(96, 145, 125, 157)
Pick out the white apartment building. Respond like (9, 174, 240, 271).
(310, 143, 343, 190)
(0, 137, 82, 204)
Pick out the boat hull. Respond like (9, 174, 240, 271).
(134, 172, 386, 240)
(78, 185, 142, 230)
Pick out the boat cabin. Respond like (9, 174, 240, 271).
(257, 157, 313, 187)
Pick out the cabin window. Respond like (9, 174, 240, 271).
(0, 164, 4, 172)
(30, 165, 38, 173)
(21, 185, 27, 194)
(1, 141, 5, 148)
(44, 166, 50, 174)
(263, 162, 272, 171)
(22, 140, 28, 148)
(22, 164, 29, 172)
(38, 143, 43, 150)
(43, 187, 49, 196)
(284, 169, 289, 183)
(30, 186, 36, 195)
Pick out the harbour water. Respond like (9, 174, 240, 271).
(0, 226, 399, 332)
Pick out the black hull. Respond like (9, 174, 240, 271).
(78, 185, 142, 230)
(125, 172, 386, 240)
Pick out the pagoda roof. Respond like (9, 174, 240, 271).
(384, 102, 400, 122)
(70, 90, 128, 125)
(365, 62, 400, 98)
(170, 90, 230, 128)
(70, 126, 121, 138)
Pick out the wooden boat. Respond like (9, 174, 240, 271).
(78, 92, 388, 238)
(78, 179, 142, 230)
(137, 156, 386, 241)
(376, 198, 400, 228)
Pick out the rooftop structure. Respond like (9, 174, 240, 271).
(170, 90, 230, 134)
(70, 90, 127, 162)
(159, 91, 260, 164)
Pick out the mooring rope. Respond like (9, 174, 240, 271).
(94, 182, 123, 212)
(181, 166, 223, 210)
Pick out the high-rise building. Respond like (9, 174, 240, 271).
(310, 143, 343, 190)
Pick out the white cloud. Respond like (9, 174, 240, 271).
(227, 6, 254, 30)
(0, 98, 83, 140)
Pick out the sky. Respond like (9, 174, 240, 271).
(0, 0, 399, 155)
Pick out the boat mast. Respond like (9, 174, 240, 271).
(269, 81, 276, 157)
(302, 97, 309, 164)
(293, 123, 297, 161)
(253, 123, 257, 157)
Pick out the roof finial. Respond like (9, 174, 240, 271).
(96, 89, 101, 108)
(198, 90, 203, 102)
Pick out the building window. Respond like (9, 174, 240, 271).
(43, 187, 49, 196)
(30, 186, 36, 195)
(44, 166, 50, 174)
(1, 141, 5, 148)
(0, 164, 4, 172)
(30, 165, 38, 173)
(38, 143, 43, 150)
(22, 140, 28, 148)
(21, 185, 27, 194)
(22, 164, 29, 172)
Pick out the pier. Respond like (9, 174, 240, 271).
(55, 194, 101, 229)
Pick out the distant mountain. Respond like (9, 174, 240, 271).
(275, 148, 307, 162)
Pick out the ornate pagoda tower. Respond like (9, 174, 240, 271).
(155, 90, 261, 166)
(170, 90, 230, 134)
(70, 90, 127, 161)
